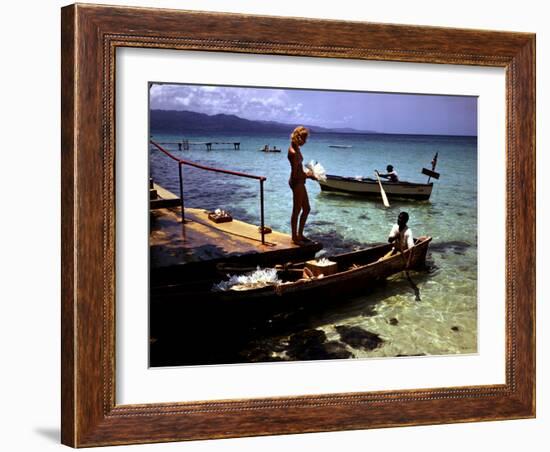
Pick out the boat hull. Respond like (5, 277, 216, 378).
(151, 237, 431, 315)
(319, 175, 433, 200)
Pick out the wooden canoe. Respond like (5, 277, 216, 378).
(319, 174, 433, 200)
(151, 237, 432, 312)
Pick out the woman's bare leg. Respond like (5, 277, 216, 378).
(297, 185, 310, 240)
(290, 185, 303, 241)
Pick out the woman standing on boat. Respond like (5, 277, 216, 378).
(288, 126, 314, 245)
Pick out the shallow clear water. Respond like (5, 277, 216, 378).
(150, 132, 478, 359)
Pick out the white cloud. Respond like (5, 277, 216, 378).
(150, 84, 306, 124)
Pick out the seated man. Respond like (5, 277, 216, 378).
(377, 164, 399, 182)
(380, 211, 414, 260)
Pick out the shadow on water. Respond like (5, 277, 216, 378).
(149, 224, 438, 366)
(246, 269, 432, 362)
(429, 240, 472, 255)
(150, 243, 240, 268)
(307, 228, 384, 255)
(149, 268, 433, 367)
(318, 190, 433, 207)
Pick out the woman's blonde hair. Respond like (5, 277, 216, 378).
(291, 126, 309, 145)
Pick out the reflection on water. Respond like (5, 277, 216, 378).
(150, 132, 478, 364)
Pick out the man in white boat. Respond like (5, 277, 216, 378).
(376, 164, 399, 182)
(380, 211, 414, 260)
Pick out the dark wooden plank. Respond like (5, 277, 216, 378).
(421, 168, 440, 179)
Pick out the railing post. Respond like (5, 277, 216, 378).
(151, 141, 269, 239)
(260, 178, 265, 245)
(178, 162, 185, 223)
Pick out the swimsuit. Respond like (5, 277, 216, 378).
(288, 149, 306, 189)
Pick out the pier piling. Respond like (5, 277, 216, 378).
(153, 139, 240, 151)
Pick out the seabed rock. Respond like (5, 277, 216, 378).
(241, 337, 288, 362)
(430, 240, 472, 254)
(309, 219, 332, 227)
(307, 229, 367, 255)
(242, 348, 285, 363)
(286, 329, 353, 360)
(321, 341, 354, 359)
(335, 325, 384, 351)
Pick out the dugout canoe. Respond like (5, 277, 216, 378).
(318, 174, 433, 200)
(151, 237, 432, 312)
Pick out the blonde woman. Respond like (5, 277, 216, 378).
(288, 126, 315, 245)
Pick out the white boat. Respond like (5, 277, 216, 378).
(259, 147, 281, 153)
(318, 175, 433, 200)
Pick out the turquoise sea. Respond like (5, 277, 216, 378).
(150, 132, 478, 360)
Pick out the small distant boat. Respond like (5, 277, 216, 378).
(319, 175, 433, 200)
(328, 144, 352, 149)
(260, 145, 281, 153)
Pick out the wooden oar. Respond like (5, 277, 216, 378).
(375, 171, 390, 208)
(396, 238, 421, 301)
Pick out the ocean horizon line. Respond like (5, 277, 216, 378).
(150, 129, 478, 139)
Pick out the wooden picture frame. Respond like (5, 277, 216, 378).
(61, 3, 535, 447)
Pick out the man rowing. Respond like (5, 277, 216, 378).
(376, 164, 399, 182)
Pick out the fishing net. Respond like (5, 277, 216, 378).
(212, 267, 281, 292)
(305, 160, 327, 182)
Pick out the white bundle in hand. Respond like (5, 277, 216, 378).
(305, 160, 327, 182)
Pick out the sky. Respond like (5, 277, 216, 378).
(149, 83, 477, 136)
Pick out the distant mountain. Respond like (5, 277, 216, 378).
(149, 110, 377, 135)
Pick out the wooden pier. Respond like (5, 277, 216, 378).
(150, 184, 322, 284)
(150, 182, 180, 209)
(155, 140, 240, 151)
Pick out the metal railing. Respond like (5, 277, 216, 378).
(150, 140, 268, 244)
